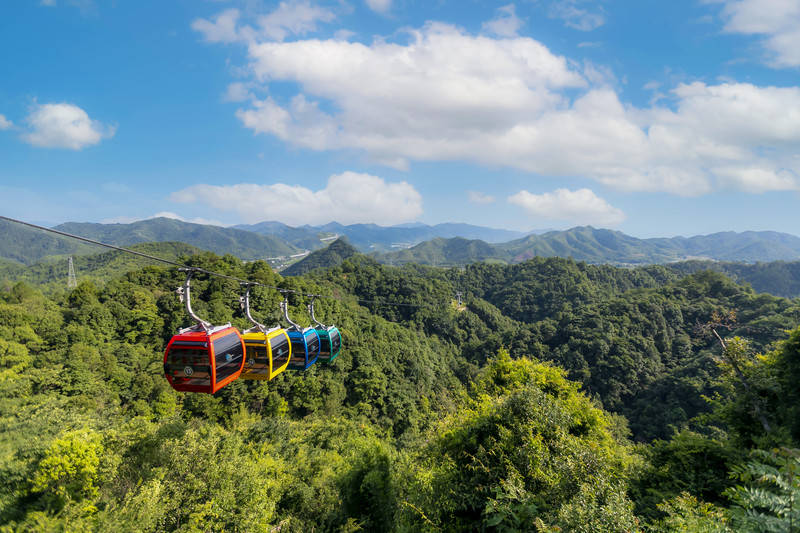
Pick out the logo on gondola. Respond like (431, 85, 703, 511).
(225, 353, 232, 362)
(184, 366, 193, 376)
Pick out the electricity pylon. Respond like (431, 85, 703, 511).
(67, 256, 77, 288)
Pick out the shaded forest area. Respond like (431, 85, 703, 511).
(1, 252, 800, 531)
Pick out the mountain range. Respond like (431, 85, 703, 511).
(0, 217, 298, 265)
(236, 221, 527, 251)
(3, 217, 800, 269)
(378, 226, 800, 266)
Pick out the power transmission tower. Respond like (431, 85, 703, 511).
(456, 291, 462, 306)
(67, 256, 77, 288)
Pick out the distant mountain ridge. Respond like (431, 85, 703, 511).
(0, 217, 299, 265)
(4, 217, 800, 269)
(378, 226, 800, 266)
(53, 218, 298, 261)
(236, 220, 527, 251)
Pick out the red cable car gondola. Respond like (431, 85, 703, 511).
(163, 269, 245, 394)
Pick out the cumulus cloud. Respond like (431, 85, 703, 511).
(467, 191, 496, 204)
(192, 1, 335, 44)
(196, 12, 800, 196)
(482, 4, 523, 37)
(0, 115, 12, 130)
(22, 103, 115, 150)
(170, 171, 423, 226)
(238, 22, 584, 162)
(549, 0, 605, 31)
(365, 0, 391, 14)
(714, 0, 800, 68)
(508, 188, 625, 226)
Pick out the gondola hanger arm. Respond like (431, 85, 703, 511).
(240, 283, 268, 334)
(177, 267, 212, 333)
(307, 295, 326, 328)
(280, 292, 302, 331)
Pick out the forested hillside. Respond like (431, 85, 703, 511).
(378, 226, 800, 266)
(667, 260, 800, 298)
(1, 252, 799, 530)
(53, 218, 298, 261)
(0, 219, 99, 265)
(282, 238, 358, 276)
(0, 242, 203, 287)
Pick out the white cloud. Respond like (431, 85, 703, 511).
(192, 8, 241, 43)
(0, 115, 12, 130)
(714, 0, 800, 68)
(508, 188, 625, 226)
(192, 1, 335, 44)
(365, 0, 391, 15)
(482, 4, 523, 38)
(258, 0, 336, 41)
(40, 0, 56, 5)
(549, 1, 605, 31)
(224, 81, 253, 102)
(467, 191, 496, 204)
(22, 103, 115, 150)
(170, 171, 423, 226)
(240, 22, 585, 163)
(201, 16, 800, 196)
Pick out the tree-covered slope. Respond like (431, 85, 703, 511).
(376, 236, 506, 266)
(0, 242, 205, 288)
(0, 219, 99, 265)
(282, 238, 359, 276)
(667, 259, 800, 298)
(53, 218, 298, 261)
(378, 226, 800, 266)
(500, 226, 677, 263)
(2, 249, 800, 530)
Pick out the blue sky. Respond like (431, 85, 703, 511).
(1, 0, 800, 237)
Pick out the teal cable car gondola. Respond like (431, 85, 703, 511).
(281, 297, 320, 371)
(308, 296, 341, 363)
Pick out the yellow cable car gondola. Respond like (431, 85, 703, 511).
(239, 284, 291, 381)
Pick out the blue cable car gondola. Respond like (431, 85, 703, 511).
(281, 297, 320, 371)
(308, 296, 342, 363)
(163, 269, 245, 394)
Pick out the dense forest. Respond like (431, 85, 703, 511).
(1, 249, 800, 531)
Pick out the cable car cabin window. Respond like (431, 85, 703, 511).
(330, 330, 341, 355)
(165, 348, 211, 388)
(270, 334, 290, 367)
(248, 345, 269, 367)
(306, 331, 320, 357)
(213, 332, 244, 382)
(289, 335, 307, 366)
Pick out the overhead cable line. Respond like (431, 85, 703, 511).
(0, 215, 437, 309)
